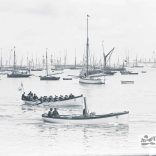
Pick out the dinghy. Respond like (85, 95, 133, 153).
(121, 81, 134, 84)
(120, 70, 138, 75)
(40, 49, 60, 81)
(63, 77, 72, 80)
(42, 111, 129, 125)
(42, 97, 129, 125)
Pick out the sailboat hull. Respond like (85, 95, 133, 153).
(7, 73, 31, 78)
(40, 76, 60, 80)
(79, 77, 104, 84)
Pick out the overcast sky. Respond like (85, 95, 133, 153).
(0, 0, 156, 64)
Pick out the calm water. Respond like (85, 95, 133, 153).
(0, 68, 156, 155)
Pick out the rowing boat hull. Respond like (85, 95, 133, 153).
(121, 81, 134, 84)
(23, 96, 84, 107)
(42, 111, 129, 125)
(63, 78, 72, 80)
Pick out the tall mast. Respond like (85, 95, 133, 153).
(51, 54, 53, 67)
(13, 46, 16, 72)
(42, 54, 45, 69)
(102, 41, 106, 69)
(86, 14, 89, 77)
(9, 49, 12, 67)
(46, 48, 48, 76)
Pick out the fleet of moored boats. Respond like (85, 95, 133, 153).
(2, 15, 156, 125)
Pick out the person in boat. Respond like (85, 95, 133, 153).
(48, 96, 52, 102)
(39, 96, 43, 103)
(64, 95, 68, 100)
(50, 96, 54, 102)
(52, 108, 59, 117)
(54, 95, 58, 101)
(28, 91, 33, 96)
(69, 93, 74, 99)
(84, 73, 86, 77)
(83, 108, 88, 117)
(48, 108, 53, 117)
(33, 94, 38, 100)
(43, 96, 48, 102)
(59, 95, 63, 101)
(21, 92, 26, 100)
(30, 95, 33, 101)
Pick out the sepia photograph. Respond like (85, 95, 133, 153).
(0, 0, 156, 155)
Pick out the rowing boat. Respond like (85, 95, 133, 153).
(23, 95, 83, 106)
(42, 111, 129, 125)
(63, 78, 72, 80)
(121, 81, 134, 84)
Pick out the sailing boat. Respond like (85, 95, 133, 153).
(79, 15, 104, 84)
(18, 82, 24, 91)
(7, 47, 31, 78)
(40, 49, 60, 80)
(31, 57, 43, 71)
(133, 56, 143, 68)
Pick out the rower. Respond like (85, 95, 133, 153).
(39, 96, 43, 103)
(64, 95, 68, 100)
(69, 93, 74, 99)
(28, 91, 33, 96)
(33, 94, 38, 100)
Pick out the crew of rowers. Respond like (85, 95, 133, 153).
(22, 91, 75, 102)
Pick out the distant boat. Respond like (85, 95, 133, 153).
(40, 75, 60, 80)
(31, 68, 43, 71)
(128, 72, 138, 75)
(120, 70, 138, 75)
(151, 58, 156, 68)
(7, 71, 31, 78)
(51, 66, 64, 71)
(79, 15, 104, 84)
(133, 56, 144, 68)
(7, 47, 31, 78)
(31, 57, 43, 71)
(104, 70, 116, 76)
(40, 49, 60, 81)
(18, 82, 24, 91)
(79, 77, 104, 84)
(141, 71, 147, 73)
(63, 77, 72, 80)
(42, 97, 129, 125)
(121, 81, 134, 84)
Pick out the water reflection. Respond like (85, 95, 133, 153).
(34, 122, 129, 154)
